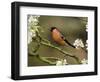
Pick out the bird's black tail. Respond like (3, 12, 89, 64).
(64, 39, 75, 48)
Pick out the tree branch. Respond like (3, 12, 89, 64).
(29, 54, 57, 65)
(40, 41, 82, 64)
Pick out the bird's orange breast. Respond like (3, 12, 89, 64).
(51, 29, 66, 45)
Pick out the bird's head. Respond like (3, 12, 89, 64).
(51, 27, 57, 31)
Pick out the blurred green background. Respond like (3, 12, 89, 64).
(28, 15, 88, 66)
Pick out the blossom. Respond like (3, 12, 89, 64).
(56, 59, 68, 66)
(81, 58, 88, 64)
(31, 30, 36, 37)
(73, 39, 84, 49)
(63, 59, 68, 65)
(28, 30, 36, 44)
(27, 15, 40, 44)
(56, 60, 63, 66)
(28, 15, 40, 26)
(28, 31, 33, 44)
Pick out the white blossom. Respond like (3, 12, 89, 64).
(56, 60, 63, 66)
(32, 30, 36, 37)
(73, 39, 84, 49)
(63, 59, 68, 65)
(81, 58, 88, 64)
(28, 15, 40, 26)
(28, 15, 40, 44)
(85, 40, 88, 50)
(28, 31, 33, 44)
(56, 59, 68, 66)
(28, 30, 36, 44)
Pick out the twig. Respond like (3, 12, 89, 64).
(29, 53, 56, 65)
(43, 56, 61, 60)
(40, 41, 82, 64)
(37, 55, 57, 65)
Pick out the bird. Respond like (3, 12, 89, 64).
(51, 27, 75, 48)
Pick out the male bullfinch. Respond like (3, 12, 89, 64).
(51, 27, 75, 48)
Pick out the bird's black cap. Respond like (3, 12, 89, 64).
(51, 27, 56, 31)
